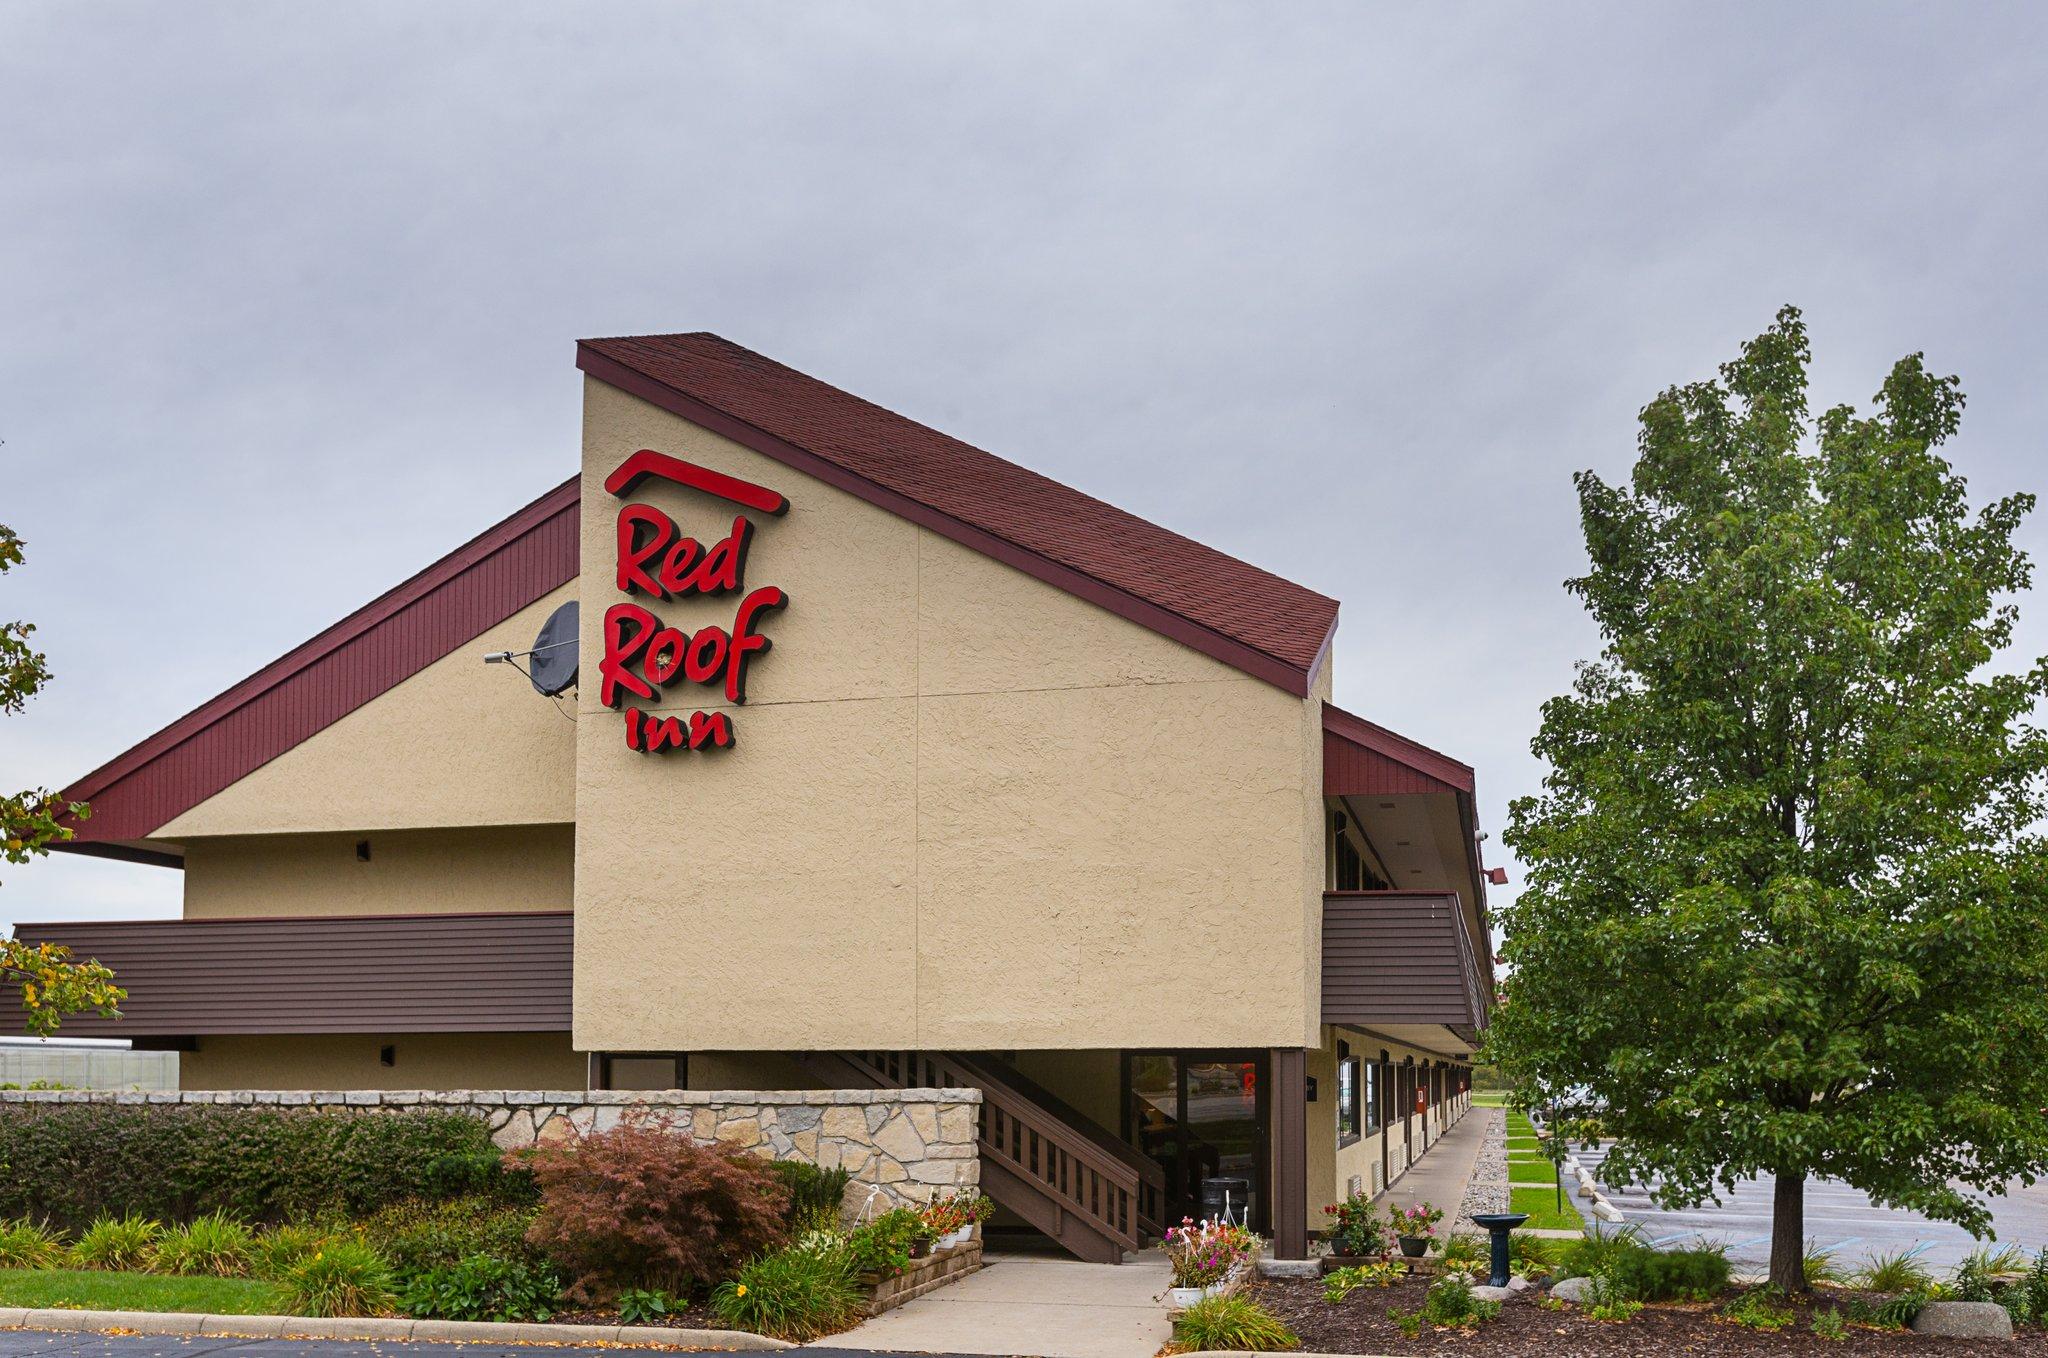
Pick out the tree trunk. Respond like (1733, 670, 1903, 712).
(1769, 1172, 1806, 1292)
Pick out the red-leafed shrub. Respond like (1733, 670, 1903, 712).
(518, 1114, 790, 1301)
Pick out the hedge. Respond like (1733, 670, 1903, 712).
(0, 1104, 522, 1229)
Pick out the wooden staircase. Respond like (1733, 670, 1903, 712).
(796, 1050, 1166, 1264)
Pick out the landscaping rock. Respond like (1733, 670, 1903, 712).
(1257, 1256, 1322, 1279)
(1549, 1275, 1595, 1303)
(1912, 1301, 2014, 1340)
(1470, 1285, 1514, 1303)
(1507, 1275, 1531, 1291)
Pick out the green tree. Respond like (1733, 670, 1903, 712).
(1, 523, 121, 1034)
(1488, 307, 2048, 1292)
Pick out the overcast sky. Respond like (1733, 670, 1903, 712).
(4, 2, 2045, 934)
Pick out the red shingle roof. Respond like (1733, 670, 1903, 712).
(57, 335, 1342, 851)
(577, 333, 1338, 693)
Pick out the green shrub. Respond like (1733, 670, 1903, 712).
(1876, 1290, 1928, 1329)
(1600, 1242, 1731, 1301)
(615, 1286, 675, 1324)
(1950, 1254, 1998, 1302)
(1804, 1239, 1843, 1287)
(1437, 1233, 1486, 1272)
(842, 1208, 936, 1278)
(766, 1162, 852, 1231)
(0, 1104, 512, 1229)
(399, 1253, 561, 1322)
(153, 1211, 254, 1277)
(1510, 1232, 1556, 1275)
(1170, 1295, 1299, 1351)
(1556, 1224, 1644, 1279)
(1812, 1306, 1848, 1340)
(355, 1196, 542, 1274)
(710, 1247, 865, 1342)
(522, 1115, 791, 1302)
(277, 1239, 396, 1318)
(2005, 1250, 2048, 1326)
(0, 1218, 66, 1269)
(1721, 1287, 1795, 1331)
(1322, 1260, 1402, 1301)
(1857, 1247, 1933, 1293)
(251, 1225, 336, 1281)
(70, 1214, 161, 1271)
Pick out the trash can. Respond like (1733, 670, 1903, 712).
(1200, 1176, 1252, 1226)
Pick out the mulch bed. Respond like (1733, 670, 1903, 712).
(1249, 1277, 2048, 1356)
(547, 1301, 731, 1330)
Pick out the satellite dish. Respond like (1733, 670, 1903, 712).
(528, 601, 579, 696)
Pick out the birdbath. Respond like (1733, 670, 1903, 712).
(1468, 1212, 1530, 1289)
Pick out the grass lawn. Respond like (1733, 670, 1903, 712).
(1471, 1090, 1510, 1107)
(1510, 1158, 1559, 1186)
(1509, 1185, 1583, 1233)
(0, 1269, 285, 1315)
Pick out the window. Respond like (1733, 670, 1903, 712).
(1363, 1059, 1382, 1133)
(1337, 1053, 1362, 1146)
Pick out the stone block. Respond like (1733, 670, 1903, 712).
(1550, 1276, 1594, 1304)
(822, 1106, 868, 1139)
(718, 1115, 763, 1148)
(872, 1111, 927, 1163)
(1255, 1257, 1320, 1279)
(938, 1105, 978, 1143)
(1913, 1302, 2014, 1339)
(907, 1105, 939, 1141)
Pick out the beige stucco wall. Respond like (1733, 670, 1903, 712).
(179, 1032, 583, 1090)
(159, 584, 580, 839)
(179, 824, 574, 918)
(573, 378, 1322, 1054)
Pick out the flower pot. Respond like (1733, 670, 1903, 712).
(939, 1226, 972, 1250)
(1398, 1235, 1431, 1258)
(1167, 1286, 1208, 1308)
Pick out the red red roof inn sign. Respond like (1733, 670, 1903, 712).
(599, 450, 788, 754)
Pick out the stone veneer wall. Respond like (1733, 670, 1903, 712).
(0, 1087, 981, 1211)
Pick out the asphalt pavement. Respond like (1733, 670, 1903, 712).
(1574, 1140, 2048, 1272)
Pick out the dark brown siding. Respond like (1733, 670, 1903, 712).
(1321, 892, 1483, 1029)
(1322, 704, 1472, 795)
(58, 480, 580, 846)
(9, 912, 572, 1036)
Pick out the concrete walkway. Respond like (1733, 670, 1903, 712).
(1380, 1105, 1489, 1225)
(825, 1248, 1173, 1358)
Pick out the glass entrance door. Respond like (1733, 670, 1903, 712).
(1123, 1052, 1268, 1231)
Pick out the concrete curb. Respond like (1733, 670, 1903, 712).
(0, 1307, 791, 1350)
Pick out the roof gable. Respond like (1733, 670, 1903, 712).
(60, 334, 1344, 849)
(577, 334, 1339, 695)
(59, 479, 579, 850)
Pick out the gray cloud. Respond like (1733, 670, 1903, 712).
(5, 1, 2045, 926)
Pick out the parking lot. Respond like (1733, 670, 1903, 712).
(1575, 1141, 2048, 1273)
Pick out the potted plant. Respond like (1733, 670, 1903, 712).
(921, 1190, 995, 1250)
(1393, 1202, 1443, 1258)
(1321, 1192, 1388, 1271)
(1160, 1216, 1258, 1308)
